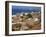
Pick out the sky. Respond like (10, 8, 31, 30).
(12, 6, 41, 15)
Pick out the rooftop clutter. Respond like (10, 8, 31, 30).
(12, 12, 41, 31)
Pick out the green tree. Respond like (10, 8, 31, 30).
(26, 13, 33, 19)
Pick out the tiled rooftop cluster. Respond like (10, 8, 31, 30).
(12, 12, 41, 31)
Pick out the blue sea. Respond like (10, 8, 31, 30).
(12, 6, 41, 15)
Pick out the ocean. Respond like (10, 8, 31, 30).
(12, 6, 41, 15)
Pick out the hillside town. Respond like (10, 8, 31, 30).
(12, 12, 41, 31)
